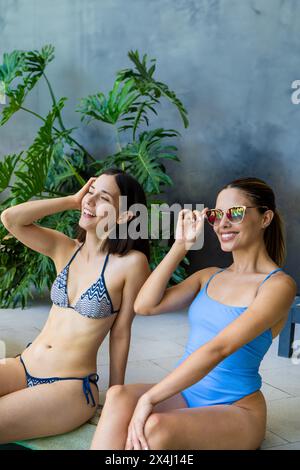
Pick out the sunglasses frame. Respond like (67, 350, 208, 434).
(205, 205, 269, 226)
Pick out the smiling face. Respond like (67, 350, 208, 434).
(79, 174, 121, 232)
(212, 188, 274, 253)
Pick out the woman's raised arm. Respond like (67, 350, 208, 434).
(0, 177, 96, 261)
(134, 208, 208, 315)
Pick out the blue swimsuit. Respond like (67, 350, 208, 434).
(176, 267, 283, 408)
(17, 242, 119, 407)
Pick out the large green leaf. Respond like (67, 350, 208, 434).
(77, 79, 140, 124)
(0, 208, 80, 308)
(11, 98, 67, 202)
(117, 50, 189, 129)
(0, 45, 55, 125)
(0, 152, 23, 193)
(24, 45, 55, 74)
(46, 147, 85, 193)
(0, 50, 25, 85)
(108, 128, 180, 194)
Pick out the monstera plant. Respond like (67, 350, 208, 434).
(0, 45, 189, 308)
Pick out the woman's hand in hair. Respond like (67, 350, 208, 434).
(71, 177, 97, 210)
(175, 208, 208, 251)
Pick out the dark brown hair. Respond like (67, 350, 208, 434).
(221, 177, 286, 267)
(76, 168, 150, 261)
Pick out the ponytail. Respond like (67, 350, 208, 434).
(264, 209, 286, 267)
(222, 177, 286, 267)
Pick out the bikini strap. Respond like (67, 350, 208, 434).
(206, 268, 227, 288)
(66, 242, 85, 267)
(100, 252, 110, 277)
(82, 374, 99, 407)
(257, 268, 284, 289)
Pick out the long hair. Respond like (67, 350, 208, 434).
(221, 177, 286, 267)
(76, 168, 150, 261)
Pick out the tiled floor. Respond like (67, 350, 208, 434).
(1, 298, 299, 450)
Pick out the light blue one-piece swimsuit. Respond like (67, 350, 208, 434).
(176, 267, 283, 408)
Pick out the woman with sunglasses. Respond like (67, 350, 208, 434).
(0, 168, 150, 444)
(90, 176, 297, 450)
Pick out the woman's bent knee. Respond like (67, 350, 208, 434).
(144, 413, 169, 450)
(105, 384, 128, 401)
(105, 384, 139, 402)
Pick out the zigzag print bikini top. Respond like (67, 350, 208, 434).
(50, 242, 120, 319)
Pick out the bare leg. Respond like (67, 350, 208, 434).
(0, 379, 99, 444)
(0, 357, 27, 397)
(142, 399, 266, 450)
(90, 383, 187, 450)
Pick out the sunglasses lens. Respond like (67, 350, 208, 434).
(227, 206, 245, 223)
(206, 210, 222, 226)
(206, 211, 215, 225)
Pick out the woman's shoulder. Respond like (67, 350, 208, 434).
(113, 249, 150, 285)
(114, 248, 149, 267)
(197, 266, 224, 277)
(255, 270, 297, 315)
(267, 269, 297, 293)
(125, 249, 149, 265)
(193, 266, 224, 285)
(52, 237, 81, 272)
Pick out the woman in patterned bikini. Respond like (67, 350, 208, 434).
(0, 168, 150, 444)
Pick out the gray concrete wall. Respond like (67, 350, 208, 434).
(0, 0, 299, 286)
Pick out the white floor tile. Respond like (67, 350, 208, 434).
(151, 355, 184, 372)
(260, 430, 288, 449)
(261, 382, 293, 401)
(97, 360, 167, 391)
(266, 397, 300, 442)
(262, 364, 300, 397)
(263, 441, 300, 450)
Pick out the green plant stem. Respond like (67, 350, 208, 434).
(43, 72, 66, 130)
(67, 136, 96, 162)
(115, 126, 122, 153)
(20, 106, 96, 163)
(43, 73, 96, 162)
(20, 106, 46, 122)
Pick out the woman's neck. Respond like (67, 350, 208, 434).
(81, 231, 108, 261)
(230, 243, 275, 274)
